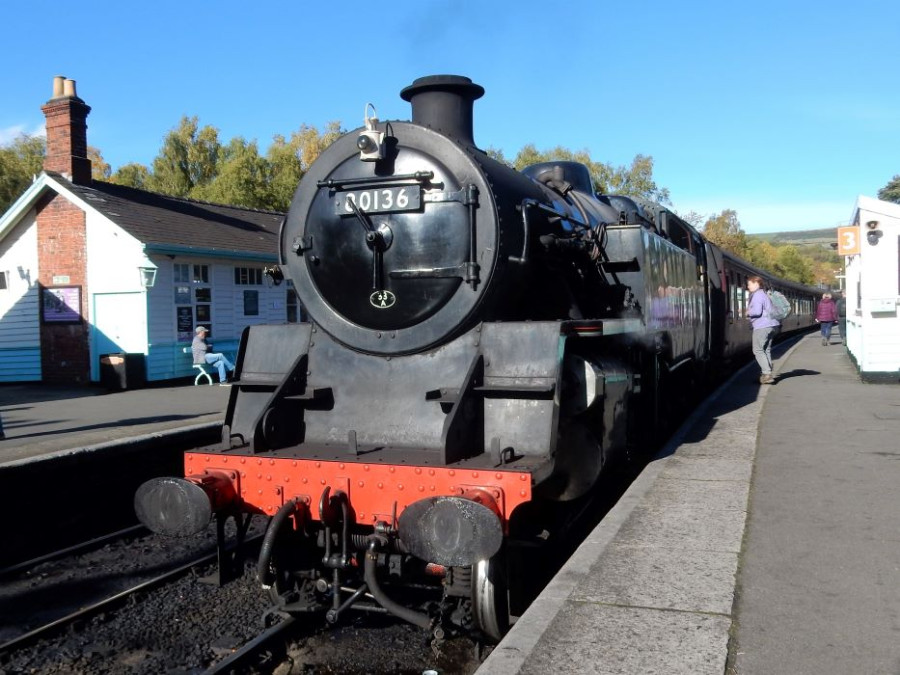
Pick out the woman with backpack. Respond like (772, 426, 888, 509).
(747, 276, 780, 384)
(815, 292, 840, 346)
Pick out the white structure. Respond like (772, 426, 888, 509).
(843, 195, 900, 381)
(0, 76, 294, 385)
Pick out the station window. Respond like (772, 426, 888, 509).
(174, 263, 209, 284)
(234, 267, 263, 285)
(243, 290, 259, 316)
(0, 271, 7, 290)
(173, 262, 212, 340)
(174, 263, 190, 284)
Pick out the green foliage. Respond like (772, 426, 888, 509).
(110, 162, 151, 189)
(0, 134, 45, 213)
(704, 210, 824, 285)
(105, 117, 343, 212)
(877, 174, 900, 203)
(146, 116, 221, 197)
(509, 145, 670, 203)
(88, 147, 111, 181)
(702, 210, 749, 257)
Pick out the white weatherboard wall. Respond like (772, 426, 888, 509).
(0, 211, 41, 381)
(86, 210, 151, 382)
(845, 196, 900, 379)
(146, 257, 294, 382)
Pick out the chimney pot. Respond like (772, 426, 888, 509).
(63, 79, 77, 98)
(53, 76, 65, 98)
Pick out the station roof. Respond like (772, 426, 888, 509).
(0, 171, 285, 260)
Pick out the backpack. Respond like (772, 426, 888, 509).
(767, 290, 792, 321)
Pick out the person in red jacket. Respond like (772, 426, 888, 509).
(815, 292, 840, 346)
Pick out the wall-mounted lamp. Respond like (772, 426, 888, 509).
(139, 258, 158, 289)
(865, 220, 883, 246)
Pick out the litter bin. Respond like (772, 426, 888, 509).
(99, 353, 146, 391)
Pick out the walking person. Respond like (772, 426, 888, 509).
(746, 276, 780, 384)
(192, 326, 235, 385)
(835, 291, 847, 345)
(815, 293, 839, 346)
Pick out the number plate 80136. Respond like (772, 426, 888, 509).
(336, 186, 421, 215)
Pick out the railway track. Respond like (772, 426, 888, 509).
(0, 522, 480, 674)
(1, 546, 228, 654)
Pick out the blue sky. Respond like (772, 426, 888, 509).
(2, 0, 897, 233)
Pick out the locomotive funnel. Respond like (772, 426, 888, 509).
(400, 75, 484, 146)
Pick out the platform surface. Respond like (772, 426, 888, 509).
(478, 333, 900, 674)
(0, 381, 227, 466)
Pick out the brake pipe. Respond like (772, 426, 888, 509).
(257, 498, 303, 589)
(363, 537, 432, 629)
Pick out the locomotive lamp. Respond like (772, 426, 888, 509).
(135, 473, 237, 537)
(866, 220, 883, 245)
(357, 103, 385, 161)
(398, 491, 503, 567)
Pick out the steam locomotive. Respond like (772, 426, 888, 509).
(135, 75, 818, 641)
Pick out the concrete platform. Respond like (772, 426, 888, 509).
(477, 333, 900, 674)
(0, 381, 227, 466)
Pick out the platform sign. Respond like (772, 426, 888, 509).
(837, 226, 860, 256)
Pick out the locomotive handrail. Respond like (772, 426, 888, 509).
(510, 199, 535, 264)
(514, 199, 584, 265)
(317, 171, 434, 190)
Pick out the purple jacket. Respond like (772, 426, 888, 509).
(748, 289, 780, 329)
(815, 298, 839, 322)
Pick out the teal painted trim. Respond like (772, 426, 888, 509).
(144, 243, 277, 262)
(0, 348, 41, 382)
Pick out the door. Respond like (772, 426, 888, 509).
(92, 292, 148, 381)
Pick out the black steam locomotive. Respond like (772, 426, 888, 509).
(136, 75, 818, 640)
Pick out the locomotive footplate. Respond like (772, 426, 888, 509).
(183, 453, 533, 529)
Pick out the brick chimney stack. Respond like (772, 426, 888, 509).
(41, 75, 92, 184)
(37, 75, 92, 383)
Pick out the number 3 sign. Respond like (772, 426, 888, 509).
(837, 226, 860, 256)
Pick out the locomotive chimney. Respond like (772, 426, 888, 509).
(400, 75, 484, 146)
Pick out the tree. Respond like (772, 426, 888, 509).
(0, 134, 44, 213)
(774, 245, 815, 285)
(702, 210, 749, 257)
(745, 238, 779, 270)
(605, 154, 671, 204)
(88, 146, 110, 181)
(509, 145, 670, 203)
(110, 162, 151, 189)
(265, 122, 343, 211)
(192, 137, 269, 209)
(877, 175, 900, 203)
(147, 116, 222, 197)
(677, 210, 705, 228)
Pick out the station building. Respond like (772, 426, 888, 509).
(842, 195, 900, 381)
(0, 77, 294, 385)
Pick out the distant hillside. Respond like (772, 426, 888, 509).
(750, 228, 837, 247)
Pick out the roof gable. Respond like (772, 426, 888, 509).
(1, 172, 285, 259)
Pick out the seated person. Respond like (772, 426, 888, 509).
(191, 326, 234, 385)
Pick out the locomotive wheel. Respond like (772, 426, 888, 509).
(472, 552, 509, 642)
